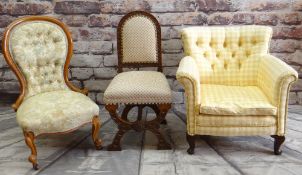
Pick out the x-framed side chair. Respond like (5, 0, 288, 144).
(103, 11, 172, 151)
(2, 16, 102, 170)
(177, 26, 298, 155)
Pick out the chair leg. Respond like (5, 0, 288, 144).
(23, 131, 38, 170)
(271, 135, 285, 155)
(92, 115, 103, 150)
(186, 133, 196, 155)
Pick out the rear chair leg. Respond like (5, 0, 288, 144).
(271, 135, 285, 155)
(92, 116, 103, 150)
(186, 133, 196, 155)
(23, 131, 38, 170)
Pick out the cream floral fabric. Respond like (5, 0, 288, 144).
(200, 84, 277, 116)
(104, 71, 172, 104)
(121, 15, 158, 63)
(177, 25, 298, 136)
(9, 21, 68, 99)
(17, 90, 99, 135)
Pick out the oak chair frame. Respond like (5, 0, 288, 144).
(2, 16, 102, 170)
(106, 11, 171, 151)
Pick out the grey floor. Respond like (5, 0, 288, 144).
(0, 103, 302, 175)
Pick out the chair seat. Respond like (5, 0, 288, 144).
(17, 90, 99, 135)
(104, 71, 172, 104)
(199, 84, 277, 116)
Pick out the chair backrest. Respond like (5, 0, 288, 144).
(117, 11, 162, 72)
(2, 16, 73, 101)
(181, 25, 272, 86)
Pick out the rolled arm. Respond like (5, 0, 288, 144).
(176, 56, 201, 104)
(176, 56, 201, 135)
(258, 54, 298, 135)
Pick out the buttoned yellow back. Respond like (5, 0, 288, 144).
(181, 26, 272, 86)
(9, 21, 69, 98)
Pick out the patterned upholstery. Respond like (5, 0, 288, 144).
(6, 19, 100, 135)
(104, 71, 172, 104)
(120, 15, 158, 63)
(181, 26, 271, 86)
(200, 84, 277, 116)
(177, 26, 298, 136)
(17, 90, 99, 135)
(9, 21, 69, 99)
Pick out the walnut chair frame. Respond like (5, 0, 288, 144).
(2, 16, 102, 170)
(106, 11, 171, 151)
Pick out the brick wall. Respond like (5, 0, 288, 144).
(0, 0, 301, 105)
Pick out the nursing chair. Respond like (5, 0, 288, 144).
(2, 16, 102, 169)
(177, 26, 298, 155)
(104, 11, 172, 151)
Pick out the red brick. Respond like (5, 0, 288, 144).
(148, 0, 196, 12)
(197, 0, 236, 12)
(54, 0, 101, 14)
(248, 0, 288, 11)
(270, 39, 299, 53)
(273, 26, 302, 39)
(279, 12, 302, 25)
(59, 15, 88, 27)
(88, 14, 122, 27)
(7, 2, 52, 15)
(157, 12, 207, 26)
(78, 28, 116, 41)
(100, 0, 150, 14)
(208, 13, 233, 25)
(254, 13, 278, 26)
(0, 15, 15, 28)
(293, 0, 302, 11)
(233, 13, 254, 24)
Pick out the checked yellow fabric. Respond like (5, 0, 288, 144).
(177, 25, 298, 136)
(200, 84, 277, 116)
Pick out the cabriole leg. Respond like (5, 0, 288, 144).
(271, 135, 285, 155)
(92, 115, 103, 150)
(23, 131, 38, 170)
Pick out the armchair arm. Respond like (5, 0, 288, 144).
(258, 54, 298, 135)
(176, 56, 201, 135)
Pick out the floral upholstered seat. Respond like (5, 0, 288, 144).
(177, 26, 298, 155)
(2, 16, 102, 170)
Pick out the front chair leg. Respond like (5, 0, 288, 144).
(186, 133, 196, 155)
(92, 116, 103, 150)
(271, 135, 285, 155)
(23, 131, 38, 170)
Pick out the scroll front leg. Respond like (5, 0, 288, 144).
(146, 104, 171, 150)
(92, 115, 103, 150)
(106, 104, 131, 151)
(23, 131, 38, 170)
(271, 135, 285, 155)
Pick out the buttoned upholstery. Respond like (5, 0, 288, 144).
(177, 26, 298, 137)
(182, 26, 271, 86)
(9, 21, 68, 99)
(5, 19, 100, 135)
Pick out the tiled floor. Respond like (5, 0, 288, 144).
(0, 104, 302, 175)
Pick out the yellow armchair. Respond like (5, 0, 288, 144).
(177, 26, 298, 155)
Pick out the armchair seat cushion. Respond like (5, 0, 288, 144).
(200, 84, 277, 116)
(17, 90, 99, 135)
(104, 71, 172, 104)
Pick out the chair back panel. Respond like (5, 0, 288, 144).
(8, 21, 69, 98)
(181, 26, 272, 86)
(117, 11, 162, 72)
